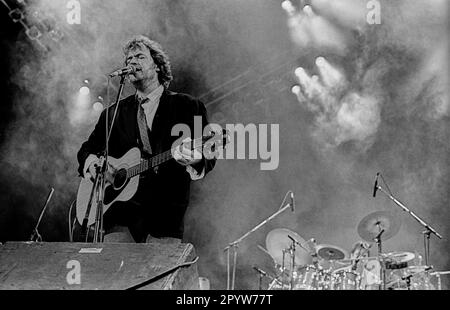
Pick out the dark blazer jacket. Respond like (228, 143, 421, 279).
(77, 90, 216, 240)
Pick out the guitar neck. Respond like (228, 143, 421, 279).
(127, 150, 173, 178)
(127, 133, 225, 178)
(126, 135, 210, 178)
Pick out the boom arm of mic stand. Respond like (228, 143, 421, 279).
(376, 185, 443, 239)
(223, 200, 294, 290)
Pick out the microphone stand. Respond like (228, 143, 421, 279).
(373, 227, 385, 290)
(375, 184, 443, 267)
(91, 74, 127, 243)
(253, 267, 267, 290)
(223, 191, 295, 290)
(30, 187, 55, 242)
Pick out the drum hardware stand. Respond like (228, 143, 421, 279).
(430, 271, 450, 290)
(402, 274, 413, 290)
(289, 240, 296, 290)
(374, 175, 443, 267)
(30, 187, 55, 242)
(373, 226, 386, 290)
(282, 248, 288, 273)
(253, 266, 268, 290)
(223, 191, 295, 290)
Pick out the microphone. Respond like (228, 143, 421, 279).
(290, 191, 295, 212)
(253, 266, 267, 277)
(373, 173, 380, 197)
(109, 65, 136, 77)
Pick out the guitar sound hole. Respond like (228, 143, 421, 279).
(113, 169, 128, 190)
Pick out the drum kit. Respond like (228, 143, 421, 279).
(257, 211, 442, 290)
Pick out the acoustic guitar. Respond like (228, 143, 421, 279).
(76, 130, 228, 232)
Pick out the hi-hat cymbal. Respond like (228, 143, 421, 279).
(316, 244, 348, 261)
(357, 211, 401, 242)
(265, 228, 312, 269)
(405, 265, 433, 275)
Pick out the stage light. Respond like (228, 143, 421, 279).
(295, 67, 305, 77)
(93, 102, 104, 112)
(303, 5, 314, 16)
(316, 57, 325, 67)
(316, 58, 344, 88)
(281, 0, 296, 16)
(291, 85, 301, 95)
(79, 86, 90, 96)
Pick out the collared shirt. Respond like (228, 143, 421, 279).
(136, 85, 164, 131)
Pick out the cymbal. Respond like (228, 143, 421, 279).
(383, 252, 415, 264)
(316, 244, 348, 261)
(265, 228, 312, 268)
(357, 211, 401, 242)
(405, 265, 432, 275)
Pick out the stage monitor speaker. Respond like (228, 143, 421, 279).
(0, 241, 199, 290)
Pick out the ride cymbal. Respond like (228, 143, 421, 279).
(357, 211, 401, 242)
(265, 228, 312, 268)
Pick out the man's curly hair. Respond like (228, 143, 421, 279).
(123, 35, 173, 89)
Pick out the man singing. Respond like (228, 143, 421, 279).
(77, 35, 216, 243)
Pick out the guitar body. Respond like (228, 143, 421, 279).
(75, 130, 230, 234)
(76, 148, 142, 227)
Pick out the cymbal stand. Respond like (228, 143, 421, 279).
(289, 241, 296, 290)
(375, 182, 443, 266)
(374, 227, 386, 290)
(223, 191, 295, 290)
